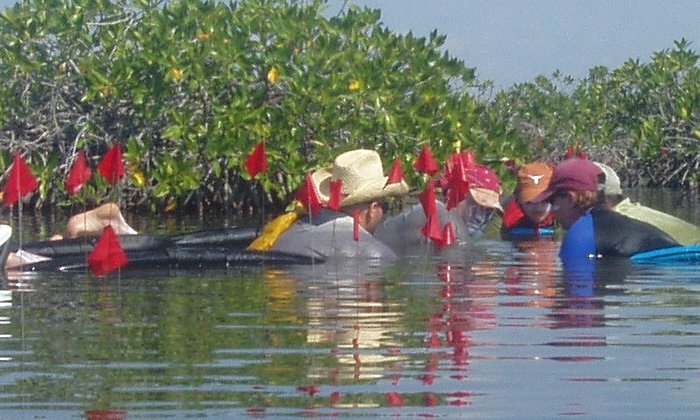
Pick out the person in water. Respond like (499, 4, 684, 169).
(374, 154, 504, 254)
(2, 202, 138, 269)
(532, 158, 678, 259)
(267, 149, 409, 260)
(594, 162, 700, 245)
(499, 161, 556, 239)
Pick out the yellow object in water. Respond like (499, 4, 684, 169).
(247, 202, 306, 251)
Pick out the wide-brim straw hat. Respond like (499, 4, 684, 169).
(311, 149, 409, 208)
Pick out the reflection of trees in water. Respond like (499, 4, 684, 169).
(304, 266, 408, 382)
(421, 261, 498, 407)
(504, 239, 560, 310)
(0, 244, 633, 412)
(0, 271, 315, 409)
(503, 237, 633, 362)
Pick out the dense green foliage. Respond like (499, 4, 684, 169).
(486, 39, 700, 188)
(0, 0, 698, 215)
(0, 0, 490, 214)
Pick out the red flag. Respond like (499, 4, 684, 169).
(445, 185, 465, 211)
(459, 150, 477, 168)
(421, 214, 443, 243)
(3, 153, 39, 206)
(502, 200, 526, 229)
(439, 222, 455, 248)
(327, 179, 343, 211)
(414, 145, 439, 175)
(442, 152, 474, 210)
(295, 173, 323, 217)
(353, 208, 360, 241)
(297, 385, 320, 396)
(65, 150, 93, 195)
(386, 392, 405, 407)
(386, 157, 404, 185)
(566, 146, 575, 159)
(244, 141, 268, 179)
(418, 182, 437, 218)
(97, 144, 125, 185)
(88, 225, 128, 276)
(86, 409, 127, 420)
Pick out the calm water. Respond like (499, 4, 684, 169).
(0, 189, 699, 419)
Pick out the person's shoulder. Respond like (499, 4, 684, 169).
(592, 207, 679, 255)
(593, 207, 663, 231)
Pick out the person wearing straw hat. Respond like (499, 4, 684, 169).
(270, 149, 409, 260)
(595, 162, 700, 245)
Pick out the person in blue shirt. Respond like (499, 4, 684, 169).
(531, 158, 678, 260)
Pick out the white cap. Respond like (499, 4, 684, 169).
(593, 162, 622, 196)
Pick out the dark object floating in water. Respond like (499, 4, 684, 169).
(5, 227, 320, 272)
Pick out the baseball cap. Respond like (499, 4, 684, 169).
(466, 164, 503, 212)
(532, 159, 602, 203)
(593, 162, 622, 196)
(516, 162, 553, 203)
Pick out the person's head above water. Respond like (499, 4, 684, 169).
(465, 164, 503, 213)
(311, 149, 409, 233)
(515, 162, 554, 224)
(532, 158, 603, 229)
(311, 149, 409, 207)
(438, 154, 503, 234)
(593, 161, 624, 208)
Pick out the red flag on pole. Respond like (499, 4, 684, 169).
(386, 157, 404, 185)
(97, 144, 125, 185)
(3, 153, 39, 206)
(88, 225, 128, 276)
(459, 150, 478, 168)
(327, 179, 343, 211)
(414, 145, 439, 175)
(418, 182, 437, 218)
(244, 141, 268, 179)
(443, 152, 474, 210)
(353, 208, 361, 241)
(65, 150, 93, 195)
(295, 173, 323, 217)
(439, 222, 455, 248)
(386, 392, 405, 407)
(421, 214, 443, 243)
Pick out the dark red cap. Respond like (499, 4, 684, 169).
(531, 158, 601, 203)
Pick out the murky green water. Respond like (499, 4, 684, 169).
(0, 189, 698, 418)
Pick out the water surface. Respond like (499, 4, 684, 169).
(0, 189, 698, 418)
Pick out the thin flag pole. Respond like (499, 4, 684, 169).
(308, 202, 314, 267)
(16, 173, 22, 262)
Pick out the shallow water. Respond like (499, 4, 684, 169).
(1, 241, 700, 418)
(0, 190, 698, 418)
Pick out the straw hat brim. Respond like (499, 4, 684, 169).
(312, 167, 409, 208)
